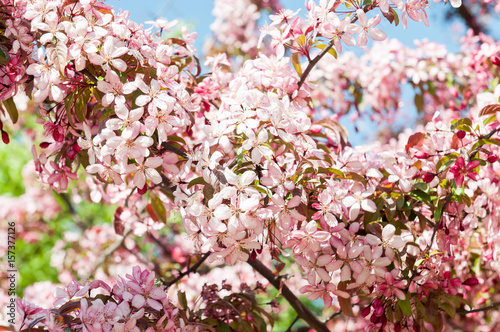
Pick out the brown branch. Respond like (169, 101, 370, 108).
(457, 301, 500, 314)
(455, 5, 485, 36)
(86, 229, 131, 278)
(164, 252, 210, 289)
(247, 258, 330, 332)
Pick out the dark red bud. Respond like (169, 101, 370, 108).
(414, 151, 429, 159)
(73, 142, 82, 153)
(67, 149, 77, 160)
(457, 130, 466, 139)
(487, 155, 498, 163)
(491, 55, 500, 67)
(40, 142, 51, 149)
(250, 250, 257, 261)
(422, 172, 435, 183)
(1, 130, 9, 144)
(138, 185, 148, 195)
(256, 248, 262, 254)
(462, 277, 480, 286)
(361, 306, 371, 318)
(246, 313, 253, 322)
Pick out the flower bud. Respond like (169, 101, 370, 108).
(422, 172, 435, 183)
(487, 154, 498, 163)
(414, 151, 429, 159)
(491, 55, 500, 67)
(138, 185, 148, 195)
(361, 306, 371, 318)
(457, 130, 466, 139)
(1, 130, 9, 144)
(462, 277, 479, 286)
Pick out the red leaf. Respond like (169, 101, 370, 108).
(405, 132, 426, 153)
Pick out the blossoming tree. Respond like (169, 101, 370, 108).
(1, 0, 500, 331)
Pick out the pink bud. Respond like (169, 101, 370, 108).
(462, 277, 479, 286)
(487, 155, 498, 163)
(457, 130, 466, 139)
(422, 172, 435, 183)
(138, 185, 148, 195)
(1, 130, 9, 144)
(361, 306, 371, 318)
(491, 55, 500, 67)
(414, 151, 429, 159)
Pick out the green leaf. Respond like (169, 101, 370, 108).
(451, 118, 472, 131)
(434, 201, 444, 223)
(315, 43, 337, 58)
(435, 153, 459, 173)
(439, 302, 456, 319)
(392, 8, 399, 26)
(397, 297, 412, 317)
(291, 52, 302, 77)
(217, 322, 231, 332)
(414, 93, 424, 113)
(188, 176, 207, 189)
(2, 97, 19, 124)
(151, 193, 167, 223)
(0, 45, 10, 66)
(178, 291, 188, 310)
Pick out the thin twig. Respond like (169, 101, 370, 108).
(248, 258, 330, 332)
(426, 194, 452, 252)
(164, 252, 210, 289)
(457, 302, 500, 314)
(296, 11, 363, 91)
(285, 315, 300, 332)
(325, 310, 342, 323)
(86, 229, 131, 279)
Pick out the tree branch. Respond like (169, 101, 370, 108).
(163, 252, 210, 289)
(247, 258, 330, 332)
(457, 301, 500, 314)
(454, 5, 485, 36)
(296, 12, 363, 91)
(426, 193, 452, 252)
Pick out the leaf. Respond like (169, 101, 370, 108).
(150, 194, 167, 223)
(254, 307, 274, 327)
(2, 97, 19, 124)
(450, 118, 472, 131)
(397, 297, 412, 317)
(414, 93, 424, 113)
(56, 40, 68, 79)
(217, 322, 231, 332)
(291, 52, 302, 76)
(435, 153, 458, 173)
(315, 43, 337, 58)
(392, 8, 399, 26)
(478, 104, 500, 117)
(178, 291, 188, 310)
(405, 132, 426, 153)
(251, 312, 267, 332)
(439, 302, 456, 319)
(188, 176, 207, 189)
(337, 282, 354, 317)
(58, 299, 81, 314)
(409, 189, 432, 205)
(0, 45, 10, 66)
(65, 94, 76, 127)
